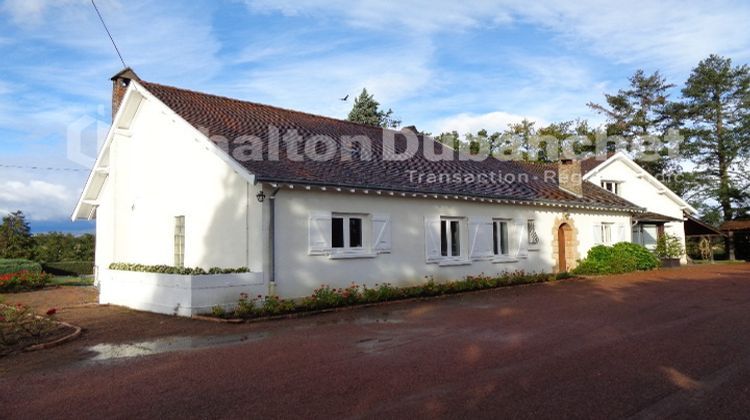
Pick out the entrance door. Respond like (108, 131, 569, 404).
(558, 224, 568, 272)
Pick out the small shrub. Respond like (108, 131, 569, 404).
(211, 305, 226, 317)
(0, 303, 56, 346)
(233, 293, 259, 317)
(654, 233, 685, 259)
(0, 259, 42, 275)
(258, 296, 296, 316)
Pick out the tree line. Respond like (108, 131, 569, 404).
(346, 54, 750, 225)
(0, 211, 94, 262)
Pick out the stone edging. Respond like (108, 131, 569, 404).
(24, 321, 82, 352)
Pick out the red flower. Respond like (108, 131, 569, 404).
(46, 308, 57, 316)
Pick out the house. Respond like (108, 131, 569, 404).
(72, 69, 693, 316)
(521, 153, 696, 261)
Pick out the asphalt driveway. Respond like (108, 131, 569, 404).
(2, 263, 750, 419)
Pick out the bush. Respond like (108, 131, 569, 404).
(41, 261, 94, 276)
(654, 233, 685, 259)
(0, 259, 42, 275)
(109, 263, 249, 275)
(0, 271, 52, 293)
(573, 242, 659, 275)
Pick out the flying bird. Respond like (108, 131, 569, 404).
(340, 94, 349, 101)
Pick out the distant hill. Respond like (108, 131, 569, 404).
(30, 219, 95, 235)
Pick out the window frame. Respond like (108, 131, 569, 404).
(601, 180, 621, 195)
(331, 213, 367, 254)
(492, 219, 510, 257)
(440, 216, 464, 260)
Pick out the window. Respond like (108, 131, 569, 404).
(174, 216, 185, 268)
(440, 218, 462, 257)
(601, 181, 621, 195)
(527, 219, 539, 246)
(332, 214, 363, 250)
(493, 219, 509, 256)
(600, 223, 613, 244)
(633, 224, 658, 249)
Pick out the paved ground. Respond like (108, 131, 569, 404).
(1, 263, 750, 419)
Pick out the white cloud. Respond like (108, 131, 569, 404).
(1, 0, 222, 90)
(0, 179, 75, 221)
(431, 111, 546, 136)
(0, 0, 80, 25)
(245, 0, 512, 34)
(220, 40, 434, 118)
(244, 0, 750, 71)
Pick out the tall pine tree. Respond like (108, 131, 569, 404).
(588, 70, 681, 188)
(0, 210, 35, 259)
(679, 55, 750, 222)
(347, 89, 401, 128)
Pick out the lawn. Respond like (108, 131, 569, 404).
(48, 276, 94, 287)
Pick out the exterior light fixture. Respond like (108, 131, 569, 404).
(256, 190, 266, 203)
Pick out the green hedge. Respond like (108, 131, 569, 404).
(0, 259, 42, 275)
(573, 242, 660, 275)
(41, 261, 94, 276)
(109, 263, 249, 275)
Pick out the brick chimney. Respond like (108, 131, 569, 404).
(401, 125, 419, 135)
(558, 159, 583, 197)
(110, 68, 139, 120)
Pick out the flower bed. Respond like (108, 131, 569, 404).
(0, 303, 76, 356)
(0, 270, 52, 293)
(108, 262, 250, 275)
(212, 271, 573, 320)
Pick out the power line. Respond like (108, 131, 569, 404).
(0, 164, 88, 172)
(91, 0, 127, 68)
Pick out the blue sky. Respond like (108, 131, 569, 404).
(1, 0, 749, 233)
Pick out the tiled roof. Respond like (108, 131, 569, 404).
(634, 211, 682, 222)
(720, 220, 750, 231)
(139, 81, 642, 212)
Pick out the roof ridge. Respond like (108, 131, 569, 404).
(138, 80, 402, 133)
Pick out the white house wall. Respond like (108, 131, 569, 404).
(98, 96, 262, 273)
(586, 158, 687, 260)
(272, 189, 631, 298)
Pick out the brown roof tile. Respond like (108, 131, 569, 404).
(720, 220, 750, 231)
(139, 81, 641, 212)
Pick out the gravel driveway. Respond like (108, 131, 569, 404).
(2, 263, 750, 419)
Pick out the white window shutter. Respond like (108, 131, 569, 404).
(308, 211, 332, 255)
(510, 219, 527, 257)
(617, 224, 626, 243)
(372, 214, 392, 253)
(517, 219, 529, 257)
(468, 217, 493, 260)
(592, 224, 602, 245)
(424, 217, 442, 263)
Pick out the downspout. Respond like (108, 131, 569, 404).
(268, 187, 281, 296)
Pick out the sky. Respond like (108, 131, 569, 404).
(1, 0, 749, 233)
